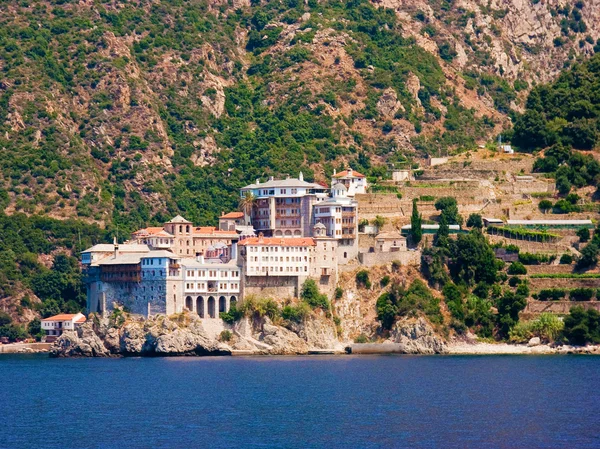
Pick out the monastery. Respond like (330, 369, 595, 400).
(82, 171, 412, 318)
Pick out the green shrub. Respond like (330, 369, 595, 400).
(301, 279, 330, 310)
(220, 303, 244, 324)
(538, 289, 567, 301)
(508, 276, 521, 287)
(507, 261, 527, 275)
(560, 254, 573, 264)
(509, 313, 564, 343)
(376, 279, 442, 329)
(281, 302, 311, 323)
(577, 227, 590, 242)
(562, 306, 600, 345)
(239, 296, 280, 321)
(356, 270, 371, 289)
(334, 287, 343, 300)
(518, 252, 551, 265)
(569, 288, 595, 301)
(219, 330, 233, 342)
(354, 334, 368, 343)
(380, 275, 391, 287)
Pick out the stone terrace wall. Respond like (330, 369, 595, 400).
(524, 300, 600, 315)
(526, 277, 600, 291)
(358, 250, 421, 268)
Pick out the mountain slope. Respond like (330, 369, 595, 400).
(1, 0, 598, 231)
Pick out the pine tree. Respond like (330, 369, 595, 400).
(410, 199, 422, 245)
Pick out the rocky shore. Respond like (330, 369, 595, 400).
(49, 313, 600, 358)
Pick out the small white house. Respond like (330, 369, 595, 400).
(500, 145, 514, 154)
(41, 313, 86, 342)
(331, 168, 367, 196)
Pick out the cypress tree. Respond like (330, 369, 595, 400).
(410, 198, 422, 245)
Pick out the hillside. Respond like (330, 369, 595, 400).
(1, 0, 599, 231)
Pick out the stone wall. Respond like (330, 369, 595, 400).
(358, 250, 421, 267)
(524, 300, 600, 315)
(242, 275, 302, 299)
(527, 277, 600, 291)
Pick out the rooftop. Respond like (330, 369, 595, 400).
(95, 253, 145, 266)
(241, 177, 326, 191)
(166, 215, 192, 224)
(42, 313, 86, 323)
(141, 250, 179, 260)
(193, 226, 238, 237)
(220, 211, 244, 219)
(376, 231, 406, 240)
(82, 244, 150, 254)
(239, 237, 316, 247)
(132, 227, 174, 238)
(332, 169, 366, 179)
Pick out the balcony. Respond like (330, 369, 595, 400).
(170, 263, 181, 269)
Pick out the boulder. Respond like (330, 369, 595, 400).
(528, 337, 541, 347)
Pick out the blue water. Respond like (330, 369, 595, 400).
(1, 354, 599, 449)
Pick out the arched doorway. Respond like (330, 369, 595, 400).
(196, 296, 204, 318)
(185, 296, 193, 311)
(208, 296, 215, 318)
(219, 296, 226, 313)
(230, 296, 237, 311)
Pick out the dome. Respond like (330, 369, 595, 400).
(332, 183, 347, 191)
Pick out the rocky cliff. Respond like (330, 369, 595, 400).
(50, 307, 450, 357)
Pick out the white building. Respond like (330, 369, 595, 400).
(41, 313, 86, 342)
(182, 258, 240, 318)
(240, 173, 329, 237)
(331, 168, 367, 196)
(83, 244, 239, 318)
(237, 232, 338, 298)
(313, 183, 359, 263)
(238, 236, 315, 277)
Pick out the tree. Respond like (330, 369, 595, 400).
(449, 231, 498, 285)
(556, 176, 572, 195)
(300, 279, 329, 310)
(507, 261, 527, 275)
(410, 199, 422, 245)
(577, 227, 590, 242)
(576, 243, 599, 269)
(538, 200, 553, 213)
(466, 213, 483, 229)
(562, 306, 600, 345)
(496, 290, 528, 337)
(435, 197, 462, 225)
(434, 213, 450, 249)
(238, 192, 256, 225)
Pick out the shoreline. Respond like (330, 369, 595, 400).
(4, 342, 599, 357)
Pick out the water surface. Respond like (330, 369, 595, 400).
(1, 354, 598, 448)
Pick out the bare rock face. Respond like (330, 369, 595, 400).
(289, 316, 340, 350)
(259, 322, 309, 355)
(51, 323, 109, 358)
(388, 317, 447, 354)
(377, 88, 404, 118)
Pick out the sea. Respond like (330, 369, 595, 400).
(0, 354, 599, 449)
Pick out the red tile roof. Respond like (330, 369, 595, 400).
(193, 226, 238, 237)
(220, 212, 244, 219)
(333, 169, 366, 179)
(132, 227, 173, 237)
(239, 237, 316, 247)
(42, 314, 86, 323)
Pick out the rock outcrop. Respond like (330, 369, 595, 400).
(387, 317, 447, 354)
(50, 312, 342, 357)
